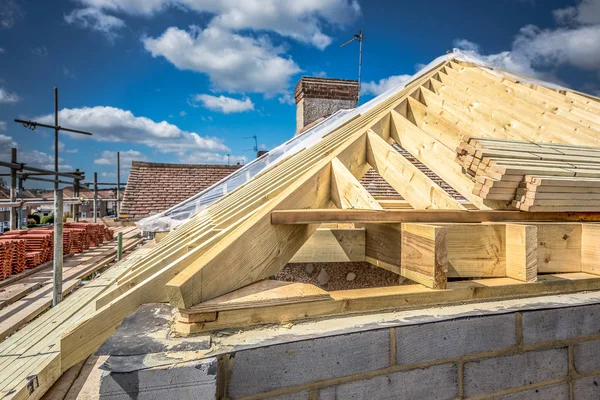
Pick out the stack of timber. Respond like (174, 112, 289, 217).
(456, 138, 600, 211)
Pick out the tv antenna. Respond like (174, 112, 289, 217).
(340, 30, 364, 103)
(243, 134, 258, 152)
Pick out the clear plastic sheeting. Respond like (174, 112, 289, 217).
(136, 49, 571, 232)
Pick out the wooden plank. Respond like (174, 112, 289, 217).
(505, 224, 538, 282)
(290, 228, 365, 263)
(366, 130, 464, 210)
(271, 209, 600, 225)
(330, 157, 383, 210)
(537, 223, 582, 273)
(361, 223, 402, 275)
(581, 224, 600, 276)
(443, 224, 506, 278)
(400, 223, 447, 288)
(179, 280, 331, 315)
(174, 273, 600, 335)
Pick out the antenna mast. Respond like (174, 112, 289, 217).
(340, 30, 364, 103)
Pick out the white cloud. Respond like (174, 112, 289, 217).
(0, 48, 5, 54)
(70, 0, 360, 49)
(0, 87, 19, 103)
(178, 151, 247, 165)
(193, 94, 255, 113)
(95, 149, 147, 167)
(101, 171, 116, 178)
(277, 93, 295, 105)
(554, 0, 600, 26)
(0, 135, 73, 171)
(453, 1, 600, 85)
(179, 110, 187, 117)
(143, 26, 301, 95)
(361, 75, 412, 96)
(64, 7, 125, 40)
(0, 133, 15, 150)
(452, 39, 480, 53)
(34, 106, 229, 153)
(0, 121, 6, 132)
(19, 150, 74, 171)
(0, 0, 24, 29)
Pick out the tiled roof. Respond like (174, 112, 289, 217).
(360, 143, 466, 202)
(0, 187, 36, 199)
(120, 161, 241, 219)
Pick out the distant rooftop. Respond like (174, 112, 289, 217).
(120, 161, 242, 219)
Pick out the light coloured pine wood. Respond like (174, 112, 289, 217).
(505, 224, 538, 282)
(271, 209, 600, 225)
(290, 228, 365, 263)
(400, 223, 448, 288)
(581, 224, 600, 276)
(330, 157, 383, 210)
(366, 130, 464, 210)
(174, 272, 600, 335)
(536, 223, 582, 273)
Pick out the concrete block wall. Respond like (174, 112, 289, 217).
(219, 303, 600, 399)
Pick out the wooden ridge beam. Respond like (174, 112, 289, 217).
(271, 209, 600, 224)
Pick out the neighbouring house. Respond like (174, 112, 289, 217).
(120, 161, 243, 220)
(39, 186, 120, 219)
(0, 187, 37, 232)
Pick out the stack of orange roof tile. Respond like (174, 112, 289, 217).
(65, 228, 86, 253)
(2, 230, 53, 267)
(0, 237, 26, 274)
(25, 251, 42, 269)
(0, 241, 14, 280)
(35, 228, 72, 255)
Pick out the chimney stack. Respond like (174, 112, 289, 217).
(294, 77, 359, 135)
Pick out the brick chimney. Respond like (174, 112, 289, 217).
(294, 77, 359, 134)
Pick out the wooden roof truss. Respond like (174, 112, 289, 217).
(7, 58, 599, 398)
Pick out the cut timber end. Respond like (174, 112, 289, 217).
(401, 224, 448, 289)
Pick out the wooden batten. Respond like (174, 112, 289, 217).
(400, 223, 448, 288)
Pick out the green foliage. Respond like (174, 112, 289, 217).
(41, 215, 54, 224)
(27, 218, 37, 227)
(27, 214, 41, 224)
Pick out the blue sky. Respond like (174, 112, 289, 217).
(0, 0, 599, 188)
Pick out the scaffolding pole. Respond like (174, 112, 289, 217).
(93, 172, 98, 223)
(53, 188, 63, 306)
(117, 151, 121, 217)
(9, 148, 17, 230)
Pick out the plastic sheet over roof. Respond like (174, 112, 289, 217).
(136, 49, 571, 232)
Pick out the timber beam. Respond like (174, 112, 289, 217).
(271, 209, 600, 225)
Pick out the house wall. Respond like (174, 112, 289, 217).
(221, 303, 600, 399)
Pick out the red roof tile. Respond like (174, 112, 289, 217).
(120, 161, 241, 219)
